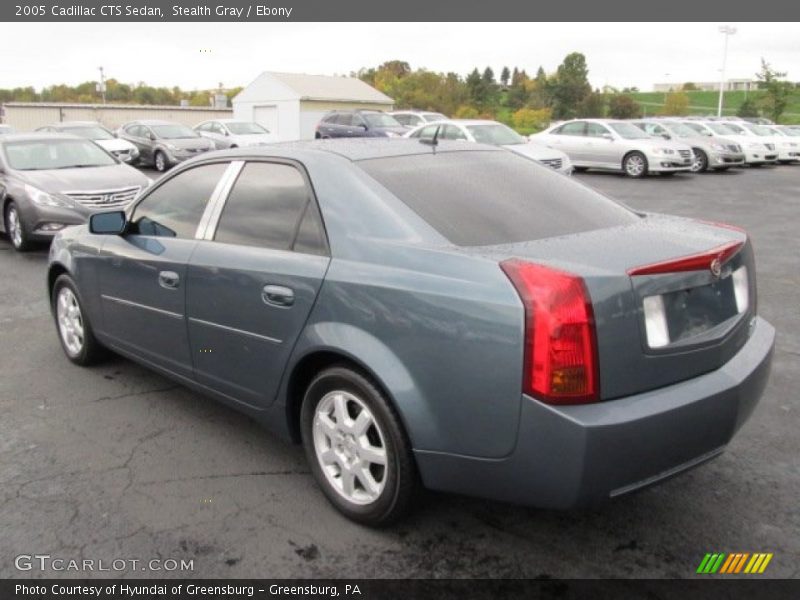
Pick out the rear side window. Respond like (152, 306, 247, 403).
(214, 162, 325, 253)
(130, 162, 227, 238)
(357, 151, 638, 247)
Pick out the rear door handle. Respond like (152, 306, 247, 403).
(158, 270, 180, 289)
(262, 284, 294, 307)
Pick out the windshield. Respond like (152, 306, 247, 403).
(707, 123, 738, 135)
(63, 125, 115, 140)
(608, 122, 651, 139)
(663, 122, 699, 137)
(467, 124, 526, 145)
(780, 128, 800, 137)
(226, 121, 269, 135)
(358, 151, 637, 247)
(423, 113, 447, 122)
(744, 124, 774, 136)
(3, 139, 117, 170)
(362, 113, 402, 128)
(151, 124, 199, 139)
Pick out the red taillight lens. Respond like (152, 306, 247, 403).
(500, 259, 599, 405)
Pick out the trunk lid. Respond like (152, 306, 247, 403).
(473, 214, 756, 400)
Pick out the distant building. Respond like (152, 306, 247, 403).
(233, 71, 394, 141)
(653, 79, 758, 93)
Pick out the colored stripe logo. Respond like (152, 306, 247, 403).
(697, 553, 773, 574)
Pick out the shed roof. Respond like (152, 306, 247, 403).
(233, 72, 393, 105)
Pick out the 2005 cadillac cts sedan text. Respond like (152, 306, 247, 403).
(47, 139, 775, 525)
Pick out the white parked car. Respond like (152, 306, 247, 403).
(405, 119, 573, 175)
(389, 110, 448, 128)
(194, 119, 275, 149)
(751, 124, 800, 164)
(36, 121, 140, 164)
(682, 121, 777, 166)
(533, 119, 694, 177)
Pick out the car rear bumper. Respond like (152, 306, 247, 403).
(415, 316, 775, 508)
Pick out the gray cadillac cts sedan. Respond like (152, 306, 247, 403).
(47, 139, 774, 525)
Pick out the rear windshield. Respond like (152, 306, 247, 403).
(357, 150, 638, 246)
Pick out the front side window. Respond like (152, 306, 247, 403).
(442, 125, 468, 141)
(130, 162, 228, 238)
(608, 122, 650, 139)
(586, 123, 613, 138)
(150, 124, 199, 139)
(214, 162, 324, 253)
(466, 124, 525, 145)
(555, 122, 586, 136)
(362, 113, 402, 128)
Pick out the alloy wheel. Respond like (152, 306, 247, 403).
(625, 154, 646, 177)
(155, 152, 166, 172)
(7, 206, 22, 248)
(56, 287, 84, 357)
(312, 390, 388, 505)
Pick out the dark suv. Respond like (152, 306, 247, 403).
(315, 110, 407, 139)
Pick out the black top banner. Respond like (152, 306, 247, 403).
(3, 0, 800, 21)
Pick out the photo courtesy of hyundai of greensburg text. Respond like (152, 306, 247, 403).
(0, 3, 798, 599)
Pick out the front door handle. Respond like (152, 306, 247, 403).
(158, 270, 180, 289)
(262, 284, 294, 307)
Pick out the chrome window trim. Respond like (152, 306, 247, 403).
(194, 160, 245, 240)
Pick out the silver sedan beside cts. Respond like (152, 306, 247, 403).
(533, 119, 695, 177)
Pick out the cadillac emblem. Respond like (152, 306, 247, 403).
(710, 257, 722, 279)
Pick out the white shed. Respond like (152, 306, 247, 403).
(232, 72, 394, 142)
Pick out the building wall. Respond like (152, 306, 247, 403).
(1, 103, 233, 132)
(233, 99, 300, 141)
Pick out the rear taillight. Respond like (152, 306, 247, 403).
(626, 240, 744, 276)
(500, 259, 599, 405)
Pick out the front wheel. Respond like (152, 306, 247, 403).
(623, 152, 648, 178)
(154, 150, 168, 172)
(4, 201, 32, 251)
(301, 366, 417, 526)
(691, 149, 708, 173)
(52, 274, 106, 365)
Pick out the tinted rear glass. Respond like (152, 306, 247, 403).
(357, 150, 638, 246)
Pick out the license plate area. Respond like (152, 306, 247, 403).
(662, 277, 738, 343)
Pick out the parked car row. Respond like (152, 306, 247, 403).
(531, 117, 800, 177)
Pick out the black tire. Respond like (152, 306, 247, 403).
(623, 152, 648, 178)
(51, 274, 106, 366)
(659, 172, 676, 177)
(4, 200, 32, 251)
(153, 150, 168, 172)
(301, 365, 417, 526)
(573, 166, 589, 173)
(691, 149, 709, 173)
(714, 166, 731, 172)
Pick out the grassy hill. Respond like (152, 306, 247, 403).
(629, 90, 800, 123)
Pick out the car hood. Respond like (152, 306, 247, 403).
(232, 133, 275, 146)
(19, 164, 149, 194)
(160, 137, 212, 150)
(504, 142, 567, 161)
(94, 138, 137, 152)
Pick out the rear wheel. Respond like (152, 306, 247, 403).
(301, 366, 417, 526)
(4, 201, 32, 251)
(691, 149, 708, 172)
(623, 152, 648, 178)
(52, 274, 106, 365)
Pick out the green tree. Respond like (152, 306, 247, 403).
(737, 97, 760, 118)
(756, 58, 793, 122)
(578, 91, 605, 117)
(662, 91, 690, 116)
(608, 94, 641, 119)
(682, 82, 698, 91)
(500, 66, 511, 87)
(550, 52, 592, 119)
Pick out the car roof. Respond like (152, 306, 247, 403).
(0, 132, 84, 143)
(209, 138, 503, 162)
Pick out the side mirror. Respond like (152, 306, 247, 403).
(149, 133, 156, 141)
(601, 133, 614, 141)
(89, 210, 127, 235)
(661, 133, 672, 140)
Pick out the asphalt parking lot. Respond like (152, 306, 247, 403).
(1, 165, 798, 579)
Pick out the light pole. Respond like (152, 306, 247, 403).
(717, 25, 737, 117)
(97, 66, 106, 104)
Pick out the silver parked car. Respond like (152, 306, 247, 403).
(117, 120, 215, 172)
(632, 119, 745, 172)
(0, 133, 150, 251)
(405, 119, 573, 175)
(681, 121, 778, 166)
(389, 110, 449, 128)
(533, 119, 694, 177)
(47, 139, 773, 524)
(36, 121, 140, 164)
(194, 119, 275, 149)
